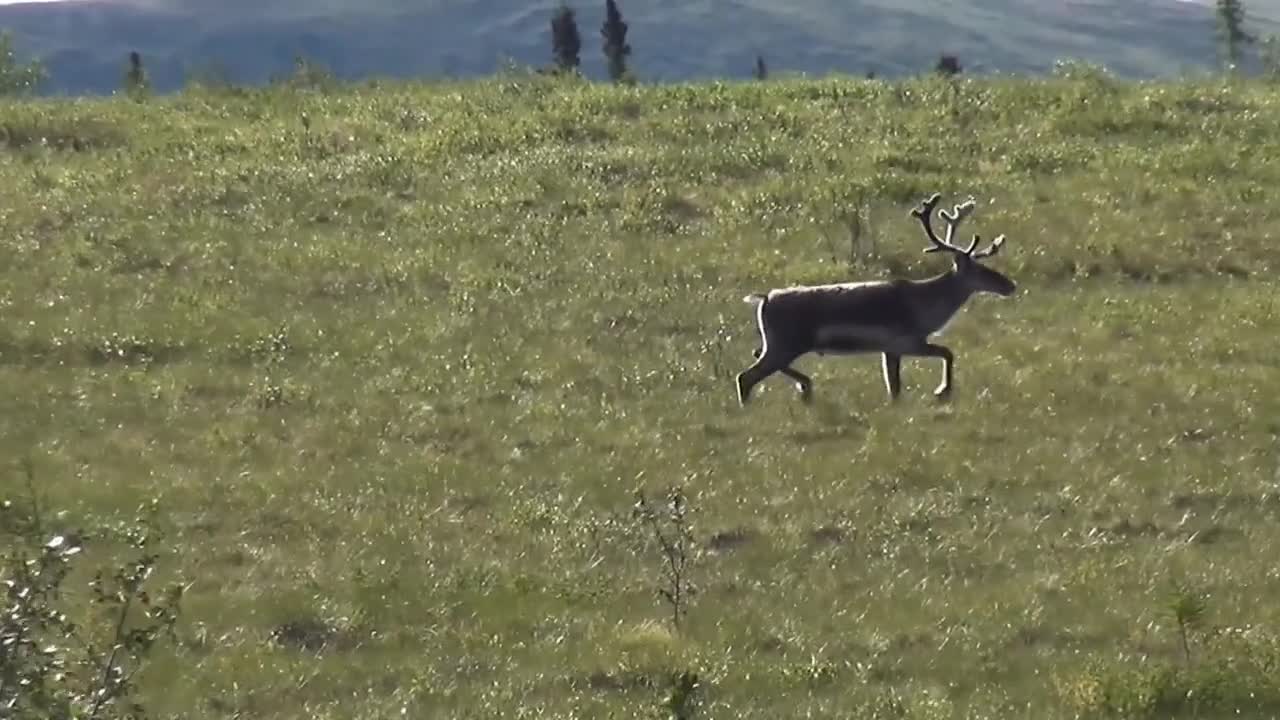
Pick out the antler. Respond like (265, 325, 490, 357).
(909, 193, 947, 251)
(910, 193, 1004, 258)
(939, 200, 977, 251)
(970, 234, 1005, 259)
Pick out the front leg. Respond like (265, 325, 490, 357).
(881, 352, 902, 400)
(916, 343, 954, 400)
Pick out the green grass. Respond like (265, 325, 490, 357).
(5, 69, 1280, 718)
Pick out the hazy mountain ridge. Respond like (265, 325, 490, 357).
(2, 0, 1279, 94)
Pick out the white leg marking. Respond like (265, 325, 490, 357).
(755, 298, 769, 356)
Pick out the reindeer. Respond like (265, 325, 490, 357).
(735, 192, 1016, 406)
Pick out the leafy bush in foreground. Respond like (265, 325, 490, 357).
(2, 470, 183, 720)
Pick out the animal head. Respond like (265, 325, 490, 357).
(910, 193, 1016, 297)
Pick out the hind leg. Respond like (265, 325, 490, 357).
(737, 349, 801, 406)
(750, 348, 812, 402)
(781, 367, 813, 402)
(736, 360, 773, 406)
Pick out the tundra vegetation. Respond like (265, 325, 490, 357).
(4, 65, 1280, 718)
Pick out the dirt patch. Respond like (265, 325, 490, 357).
(1169, 490, 1256, 513)
(446, 493, 490, 515)
(573, 669, 661, 693)
(809, 525, 848, 546)
(86, 334, 189, 367)
(269, 617, 363, 653)
(706, 527, 756, 554)
(1, 118, 127, 152)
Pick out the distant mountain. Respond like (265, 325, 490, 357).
(2, 0, 1280, 95)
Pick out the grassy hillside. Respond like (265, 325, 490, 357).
(4, 70, 1280, 718)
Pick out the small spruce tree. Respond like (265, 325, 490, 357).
(550, 3, 582, 73)
(601, 0, 632, 83)
(936, 54, 961, 76)
(1261, 34, 1280, 79)
(1217, 0, 1256, 72)
(754, 54, 768, 80)
(124, 50, 149, 98)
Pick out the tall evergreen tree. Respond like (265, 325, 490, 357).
(935, 54, 961, 76)
(124, 51, 149, 98)
(754, 55, 768, 80)
(550, 3, 582, 73)
(1217, 0, 1255, 71)
(601, 0, 632, 83)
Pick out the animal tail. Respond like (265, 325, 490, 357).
(742, 293, 768, 305)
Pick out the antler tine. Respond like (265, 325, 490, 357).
(910, 193, 954, 254)
(909, 193, 942, 222)
(939, 198, 977, 248)
(969, 234, 1006, 260)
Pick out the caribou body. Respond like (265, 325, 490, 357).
(736, 192, 1017, 406)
